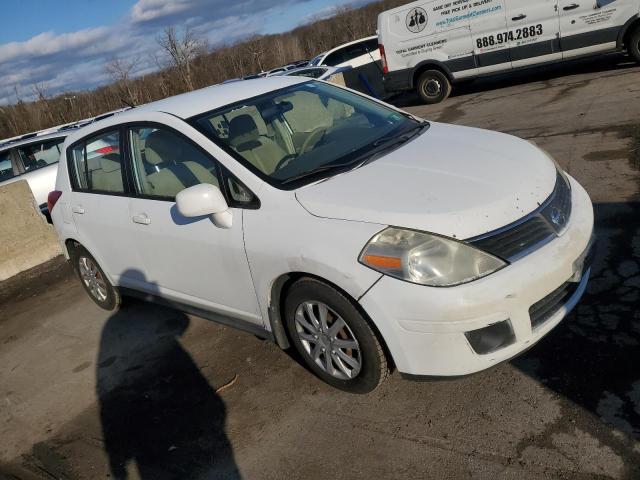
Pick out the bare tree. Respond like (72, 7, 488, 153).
(157, 26, 204, 91)
(31, 83, 58, 125)
(106, 56, 141, 107)
(0, 0, 408, 139)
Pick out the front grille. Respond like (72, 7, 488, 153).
(529, 281, 580, 329)
(469, 172, 572, 262)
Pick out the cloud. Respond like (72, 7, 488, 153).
(130, 0, 311, 26)
(0, 0, 374, 105)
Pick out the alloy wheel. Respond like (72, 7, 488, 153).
(294, 301, 362, 380)
(78, 256, 108, 303)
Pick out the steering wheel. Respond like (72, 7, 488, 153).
(299, 127, 328, 155)
(275, 154, 298, 171)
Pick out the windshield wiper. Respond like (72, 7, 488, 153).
(280, 159, 359, 185)
(355, 121, 429, 168)
(371, 122, 428, 149)
(280, 122, 429, 186)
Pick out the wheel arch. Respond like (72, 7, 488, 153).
(618, 14, 640, 50)
(411, 60, 454, 89)
(63, 237, 117, 286)
(268, 272, 396, 370)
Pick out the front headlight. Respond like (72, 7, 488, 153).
(359, 228, 507, 287)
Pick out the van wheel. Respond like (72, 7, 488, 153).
(416, 69, 452, 104)
(284, 278, 388, 394)
(71, 246, 121, 311)
(630, 27, 640, 63)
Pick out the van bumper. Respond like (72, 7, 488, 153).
(383, 68, 413, 92)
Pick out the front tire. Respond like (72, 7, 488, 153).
(416, 69, 452, 104)
(629, 27, 640, 63)
(70, 245, 121, 311)
(284, 278, 388, 394)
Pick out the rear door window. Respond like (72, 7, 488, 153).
(17, 138, 64, 172)
(0, 150, 16, 181)
(69, 130, 125, 194)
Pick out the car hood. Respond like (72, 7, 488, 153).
(295, 122, 557, 240)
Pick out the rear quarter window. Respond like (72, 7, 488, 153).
(69, 130, 125, 194)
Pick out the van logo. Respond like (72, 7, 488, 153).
(406, 7, 428, 33)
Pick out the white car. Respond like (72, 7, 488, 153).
(0, 131, 67, 216)
(309, 35, 381, 69)
(378, 0, 640, 103)
(50, 77, 594, 393)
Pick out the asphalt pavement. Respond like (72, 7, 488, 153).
(1, 53, 639, 479)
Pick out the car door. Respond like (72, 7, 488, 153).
(559, 0, 637, 58)
(469, 0, 511, 75)
(67, 128, 142, 286)
(505, 0, 562, 67)
(15, 137, 65, 208)
(125, 122, 263, 326)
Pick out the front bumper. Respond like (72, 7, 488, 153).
(359, 176, 594, 377)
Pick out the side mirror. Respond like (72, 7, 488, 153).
(176, 183, 233, 228)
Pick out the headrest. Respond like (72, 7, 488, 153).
(100, 156, 121, 173)
(228, 115, 259, 147)
(144, 130, 183, 165)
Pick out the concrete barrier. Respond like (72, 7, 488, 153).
(0, 180, 62, 281)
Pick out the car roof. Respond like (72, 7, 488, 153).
(63, 76, 310, 146)
(0, 130, 67, 153)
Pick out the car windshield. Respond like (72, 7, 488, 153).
(308, 54, 324, 66)
(192, 82, 421, 189)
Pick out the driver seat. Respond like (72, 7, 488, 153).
(228, 115, 286, 175)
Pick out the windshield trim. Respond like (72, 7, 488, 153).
(187, 81, 426, 191)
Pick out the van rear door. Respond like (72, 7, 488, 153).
(559, 0, 637, 59)
(505, 0, 562, 67)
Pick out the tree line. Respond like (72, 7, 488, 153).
(0, 0, 406, 139)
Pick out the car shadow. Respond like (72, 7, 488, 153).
(96, 270, 241, 479)
(512, 202, 640, 448)
(390, 52, 638, 109)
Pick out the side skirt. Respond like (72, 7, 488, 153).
(119, 287, 275, 342)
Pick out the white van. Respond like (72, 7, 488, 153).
(378, 0, 640, 103)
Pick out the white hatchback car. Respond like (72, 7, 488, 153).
(50, 77, 594, 393)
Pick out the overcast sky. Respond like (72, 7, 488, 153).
(0, 0, 370, 105)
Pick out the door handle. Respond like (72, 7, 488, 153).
(132, 214, 151, 225)
(563, 3, 580, 10)
(512, 14, 527, 21)
(72, 206, 85, 214)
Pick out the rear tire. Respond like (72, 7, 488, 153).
(416, 69, 452, 104)
(70, 245, 121, 311)
(629, 27, 640, 63)
(284, 278, 388, 394)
